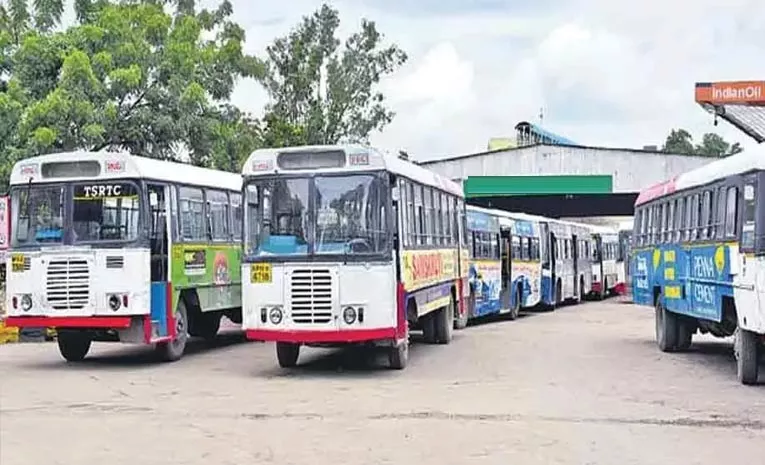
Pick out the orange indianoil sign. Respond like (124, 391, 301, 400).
(695, 81, 765, 105)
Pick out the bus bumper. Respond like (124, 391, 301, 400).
(4, 316, 132, 329)
(246, 327, 397, 344)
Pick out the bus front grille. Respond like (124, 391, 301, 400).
(290, 269, 333, 324)
(46, 258, 90, 310)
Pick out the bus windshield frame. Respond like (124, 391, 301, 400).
(10, 179, 145, 249)
(243, 170, 393, 263)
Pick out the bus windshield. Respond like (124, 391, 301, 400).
(245, 173, 390, 258)
(11, 181, 142, 246)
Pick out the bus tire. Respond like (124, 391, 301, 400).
(509, 285, 521, 320)
(435, 297, 454, 344)
(196, 311, 222, 342)
(655, 293, 678, 352)
(157, 300, 189, 362)
(388, 339, 409, 369)
(57, 330, 92, 362)
(735, 328, 760, 385)
(422, 312, 437, 344)
(676, 318, 694, 351)
(276, 342, 300, 368)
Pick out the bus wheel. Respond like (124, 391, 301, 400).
(735, 328, 760, 385)
(196, 312, 222, 342)
(388, 339, 409, 369)
(435, 297, 454, 344)
(655, 293, 678, 352)
(276, 342, 300, 368)
(157, 301, 189, 362)
(57, 330, 92, 362)
(676, 318, 694, 351)
(422, 312, 437, 344)
(508, 285, 521, 320)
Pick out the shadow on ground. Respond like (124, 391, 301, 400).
(14, 329, 250, 371)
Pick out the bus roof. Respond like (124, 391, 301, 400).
(9, 151, 241, 191)
(242, 144, 463, 197)
(635, 148, 765, 206)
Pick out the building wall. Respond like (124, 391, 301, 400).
(419, 144, 713, 193)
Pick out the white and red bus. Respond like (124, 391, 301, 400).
(240, 145, 469, 369)
(4, 151, 243, 362)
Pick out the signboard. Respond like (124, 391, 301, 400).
(73, 182, 138, 200)
(0, 196, 9, 252)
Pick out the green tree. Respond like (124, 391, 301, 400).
(0, 0, 263, 191)
(662, 128, 743, 157)
(661, 129, 695, 155)
(260, 3, 407, 147)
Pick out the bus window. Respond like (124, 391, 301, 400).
(231, 193, 243, 241)
(521, 237, 530, 261)
(511, 236, 522, 259)
(207, 189, 230, 241)
(179, 186, 205, 241)
(725, 186, 738, 238)
(742, 181, 756, 250)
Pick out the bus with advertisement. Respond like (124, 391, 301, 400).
(4, 151, 243, 362)
(631, 150, 765, 385)
(465, 206, 504, 318)
(500, 212, 546, 312)
(240, 145, 468, 370)
(464, 207, 548, 317)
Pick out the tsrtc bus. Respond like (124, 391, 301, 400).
(464, 206, 546, 318)
(4, 151, 243, 362)
(241, 145, 468, 370)
(590, 226, 620, 299)
(631, 150, 765, 384)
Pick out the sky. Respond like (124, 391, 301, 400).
(85, 0, 765, 161)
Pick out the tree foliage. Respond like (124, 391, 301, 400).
(260, 3, 407, 146)
(662, 128, 743, 158)
(0, 0, 409, 193)
(0, 0, 263, 191)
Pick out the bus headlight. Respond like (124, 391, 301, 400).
(108, 294, 121, 311)
(269, 307, 283, 324)
(343, 306, 357, 324)
(21, 294, 32, 311)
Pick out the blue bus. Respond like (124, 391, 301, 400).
(466, 207, 593, 318)
(466, 207, 505, 318)
(631, 151, 765, 385)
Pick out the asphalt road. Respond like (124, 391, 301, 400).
(1, 300, 764, 465)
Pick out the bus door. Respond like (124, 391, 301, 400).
(147, 183, 171, 338)
(594, 234, 604, 292)
(738, 174, 759, 313)
(572, 234, 579, 296)
(500, 227, 512, 306)
(547, 229, 556, 290)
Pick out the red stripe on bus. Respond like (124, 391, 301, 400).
(246, 328, 397, 343)
(5, 316, 132, 328)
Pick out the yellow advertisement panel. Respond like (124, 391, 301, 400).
(401, 248, 462, 291)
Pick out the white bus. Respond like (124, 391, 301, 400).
(241, 145, 469, 370)
(4, 151, 243, 362)
(590, 226, 620, 299)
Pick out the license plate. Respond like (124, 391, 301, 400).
(251, 263, 272, 283)
(11, 254, 24, 272)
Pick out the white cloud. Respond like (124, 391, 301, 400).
(224, 0, 765, 159)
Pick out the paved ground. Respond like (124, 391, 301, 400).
(1, 300, 764, 465)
